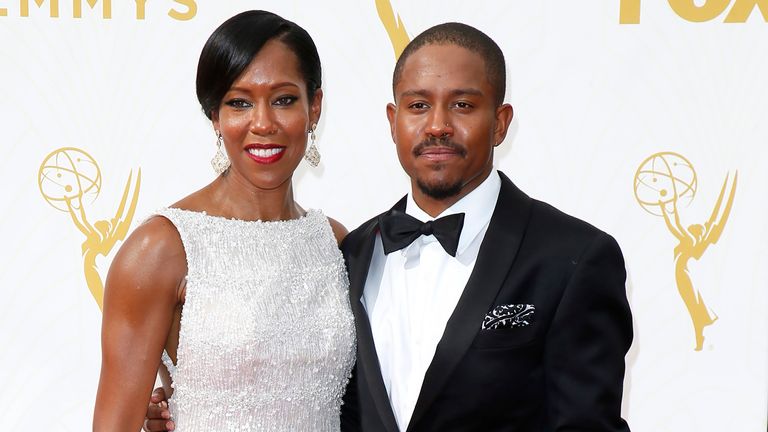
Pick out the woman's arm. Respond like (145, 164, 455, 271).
(93, 217, 185, 432)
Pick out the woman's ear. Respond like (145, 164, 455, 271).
(310, 88, 323, 126)
(211, 109, 220, 132)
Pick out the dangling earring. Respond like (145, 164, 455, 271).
(211, 130, 230, 174)
(304, 123, 321, 167)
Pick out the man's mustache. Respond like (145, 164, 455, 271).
(412, 137, 467, 157)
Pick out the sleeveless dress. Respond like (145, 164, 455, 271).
(155, 207, 356, 432)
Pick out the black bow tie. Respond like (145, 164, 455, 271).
(378, 210, 465, 257)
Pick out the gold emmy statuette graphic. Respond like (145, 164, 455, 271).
(376, 0, 410, 58)
(634, 152, 737, 351)
(38, 147, 141, 310)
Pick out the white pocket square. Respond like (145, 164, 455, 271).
(482, 304, 535, 330)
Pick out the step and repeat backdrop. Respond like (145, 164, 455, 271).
(1, 1, 766, 430)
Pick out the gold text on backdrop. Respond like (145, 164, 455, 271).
(620, 0, 768, 23)
(38, 147, 141, 310)
(375, 0, 409, 59)
(0, 0, 196, 20)
(634, 152, 737, 351)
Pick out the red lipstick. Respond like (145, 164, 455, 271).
(244, 144, 286, 164)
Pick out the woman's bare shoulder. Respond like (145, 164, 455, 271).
(128, 215, 185, 259)
(326, 216, 349, 246)
(105, 215, 186, 300)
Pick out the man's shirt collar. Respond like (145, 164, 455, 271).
(405, 170, 501, 256)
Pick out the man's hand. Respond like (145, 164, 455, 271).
(142, 387, 175, 431)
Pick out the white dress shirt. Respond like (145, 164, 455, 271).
(361, 170, 501, 431)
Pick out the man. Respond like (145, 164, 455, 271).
(145, 22, 632, 431)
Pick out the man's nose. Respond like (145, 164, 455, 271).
(424, 106, 454, 138)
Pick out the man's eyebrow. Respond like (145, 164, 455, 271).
(398, 88, 484, 98)
(450, 88, 483, 97)
(399, 89, 431, 98)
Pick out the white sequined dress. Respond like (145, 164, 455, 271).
(156, 207, 356, 432)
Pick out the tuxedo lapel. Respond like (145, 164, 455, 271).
(407, 173, 533, 430)
(346, 197, 406, 432)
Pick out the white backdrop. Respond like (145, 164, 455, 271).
(1, 1, 766, 430)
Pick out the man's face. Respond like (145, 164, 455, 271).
(387, 43, 513, 205)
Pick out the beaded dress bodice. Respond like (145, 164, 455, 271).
(156, 208, 356, 432)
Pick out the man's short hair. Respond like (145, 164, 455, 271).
(392, 22, 506, 105)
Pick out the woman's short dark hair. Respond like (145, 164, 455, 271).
(196, 10, 322, 120)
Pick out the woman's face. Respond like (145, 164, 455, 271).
(212, 39, 321, 190)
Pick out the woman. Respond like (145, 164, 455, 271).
(93, 11, 356, 431)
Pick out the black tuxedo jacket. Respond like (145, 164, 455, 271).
(340, 171, 632, 432)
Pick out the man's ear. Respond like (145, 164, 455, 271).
(386, 103, 397, 142)
(493, 103, 514, 146)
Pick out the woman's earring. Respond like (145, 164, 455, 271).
(211, 130, 230, 174)
(304, 123, 321, 167)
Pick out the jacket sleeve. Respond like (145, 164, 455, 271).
(544, 232, 633, 431)
(340, 362, 361, 432)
